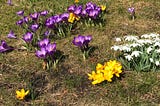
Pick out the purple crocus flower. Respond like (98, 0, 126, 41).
(7, 0, 12, 6)
(0, 40, 13, 53)
(85, 2, 101, 19)
(30, 12, 39, 20)
(38, 38, 50, 48)
(22, 32, 33, 42)
(45, 43, 56, 55)
(36, 47, 47, 58)
(72, 35, 85, 47)
(7, 30, 17, 39)
(73, 35, 92, 48)
(16, 10, 24, 16)
(44, 30, 50, 36)
(86, 2, 95, 10)
(84, 35, 92, 45)
(95, 6, 101, 12)
(74, 5, 83, 15)
(31, 24, 39, 32)
(23, 16, 29, 23)
(81, 9, 87, 17)
(85, 2, 101, 16)
(128, 7, 135, 20)
(88, 10, 99, 19)
(40, 10, 49, 16)
(16, 19, 23, 26)
(45, 17, 55, 28)
(53, 15, 62, 23)
(68, 5, 76, 13)
(86, 2, 93, 7)
(60, 13, 69, 21)
(128, 7, 135, 14)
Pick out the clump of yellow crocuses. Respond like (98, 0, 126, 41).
(88, 60, 123, 85)
(16, 89, 29, 100)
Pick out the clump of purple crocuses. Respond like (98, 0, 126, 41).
(15, 10, 50, 50)
(68, 2, 102, 19)
(67, 2, 106, 27)
(15, 2, 106, 52)
(16, 10, 72, 50)
(72, 35, 92, 60)
(0, 40, 13, 53)
(36, 38, 58, 70)
(45, 12, 73, 38)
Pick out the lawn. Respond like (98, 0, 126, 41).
(0, 0, 160, 105)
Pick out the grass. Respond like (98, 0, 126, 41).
(0, 0, 160, 105)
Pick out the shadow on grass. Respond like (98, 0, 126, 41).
(53, 50, 68, 63)
(64, 73, 89, 91)
(49, 64, 90, 95)
(88, 45, 98, 57)
(27, 71, 49, 100)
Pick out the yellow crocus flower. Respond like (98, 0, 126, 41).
(105, 60, 123, 77)
(96, 63, 104, 71)
(113, 65, 122, 77)
(92, 73, 104, 85)
(74, 0, 79, 3)
(88, 71, 96, 80)
(103, 70, 114, 82)
(68, 13, 75, 23)
(68, 13, 80, 23)
(16, 89, 29, 100)
(100, 5, 106, 11)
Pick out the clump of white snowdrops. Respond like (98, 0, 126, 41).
(111, 33, 160, 71)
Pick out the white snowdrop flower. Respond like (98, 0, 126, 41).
(155, 38, 160, 42)
(155, 61, 160, 66)
(111, 45, 120, 51)
(115, 38, 121, 42)
(141, 33, 160, 39)
(154, 42, 160, 47)
(121, 45, 131, 52)
(149, 33, 160, 38)
(124, 35, 138, 41)
(131, 51, 142, 57)
(136, 39, 146, 45)
(137, 39, 153, 45)
(130, 43, 142, 48)
(156, 49, 160, 53)
(144, 39, 153, 44)
(119, 45, 129, 51)
(141, 34, 150, 39)
(125, 55, 133, 61)
(147, 46, 153, 54)
(118, 45, 123, 51)
(149, 58, 154, 63)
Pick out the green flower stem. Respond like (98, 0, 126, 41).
(83, 52, 86, 61)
